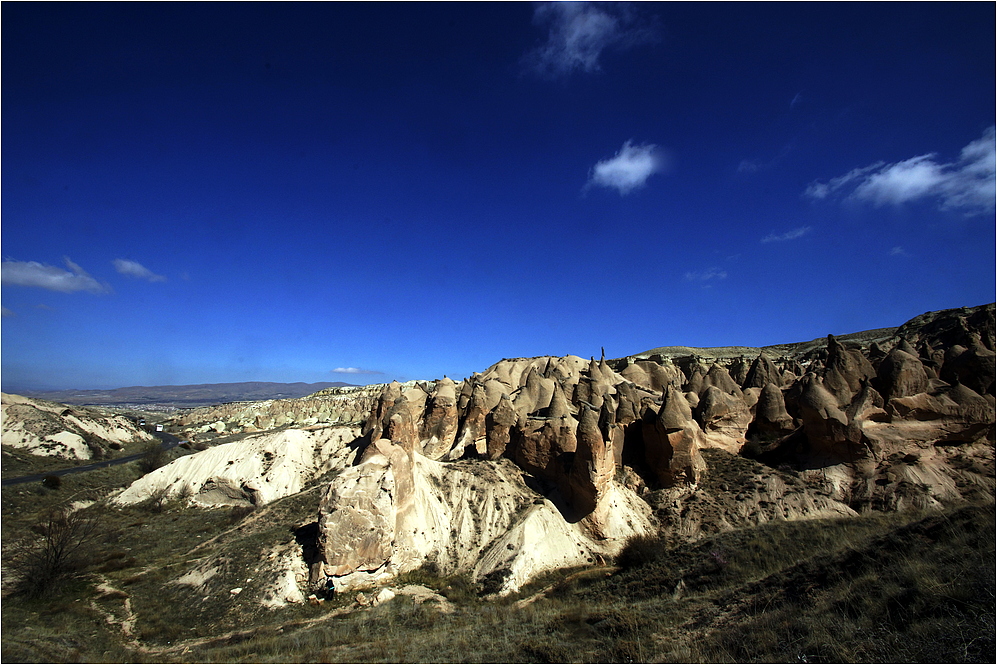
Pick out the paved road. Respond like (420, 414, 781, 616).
(1, 432, 182, 487)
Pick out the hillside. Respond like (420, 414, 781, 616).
(1, 303, 993, 663)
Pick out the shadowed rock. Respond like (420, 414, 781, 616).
(941, 346, 996, 396)
(743, 354, 782, 389)
(704, 364, 742, 396)
(823, 335, 876, 407)
(876, 346, 929, 402)
(565, 405, 613, 519)
(455, 382, 489, 457)
(386, 397, 420, 454)
(747, 382, 796, 440)
(363, 380, 404, 442)
(485, 395, 517, 460)
(696, 385, 752, 452)
(643, 385, 705, 486)
(421, 378, 459, 460)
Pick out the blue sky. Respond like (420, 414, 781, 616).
(2, 2, 994, 391)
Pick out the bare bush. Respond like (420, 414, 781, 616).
(143, 486, 171, 513)
(8, 506, 101, 597)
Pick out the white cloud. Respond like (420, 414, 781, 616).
(1, 257, 109, 294)
(683, 267, 727, 282)
(332, 367, 384, 375)
(586, 141, 662, 195)
(890, 246, 910, 257)
(737, 159, 761, 174)
(806, 127, 995, 214)
(113, 259, 166, 282)
(524, 2, 653, 77)
(761, 226, 812, 243)
(2, 306, 15, 318)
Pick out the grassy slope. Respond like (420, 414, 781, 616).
(2, 454, 993, 663)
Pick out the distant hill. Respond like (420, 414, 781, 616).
(12, 381, 356, 408)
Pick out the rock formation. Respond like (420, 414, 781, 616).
(114, 427, 361, 507)
(170, 384, 383, 437)
(99, 303, 994, 605)
(311, 303, 994, 595)
(1, 392, 154, 459)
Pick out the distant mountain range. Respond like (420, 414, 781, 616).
(10, 381, 358, 408)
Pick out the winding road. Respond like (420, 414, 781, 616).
(1, 432, 182, 487)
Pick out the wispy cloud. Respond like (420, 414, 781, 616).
(1, 257, 109, 294)
(113, 259, 166, 282)
(332, 367, 384, 375)
(890, 246, 911, 257)
(683, 267, 728, 282)
(761, 226, 812, 243)
(2, 306, 15, 318)
(524, 2, 654, 78)
(737, 159, 761, 174)
(586, 140, 663, 195)
(805, 126, 995, 214)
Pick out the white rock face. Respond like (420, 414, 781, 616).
(1, 392, 154, 459)
(113, 426, 361, 507)
(317, 439, 654, 595)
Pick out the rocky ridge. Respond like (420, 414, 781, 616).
(0, 392, 155, 460)
(168, 384, 386, 437)
(313, 303, 994, 594)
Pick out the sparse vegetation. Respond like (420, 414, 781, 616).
(137, 440, 168, 475)
(3, 469, 992, 664)
(6, 505, 101, 598)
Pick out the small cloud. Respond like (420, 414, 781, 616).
(737, 159, 761, 174)
(35, 303, 55, 310)
(1, 257, 109, 294)
(113, 259, 166, 282)
(889, 246, 910, 257)
(524, 1, 655, 78)
(332, 367, 384, 375)
(805, 126, 995, 214)
(790, 92, 802, 109)
(683, 267, 728, 282)
(761, 226, 812, 243)
(586, 140, 663, 195)
(2, 306, 15, 318)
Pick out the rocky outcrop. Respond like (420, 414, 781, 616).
(171, 384, 383, 437)
(876, 344, 930, 401)
(147, 307, 960, 610)
(315, 440, 653, 594)
(1, 392, 154, 460)
(420, 378, 459, 460)
(113, 426, 362, 507)
(303, 304, 995, 601)
(746, 382, 796, 440)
